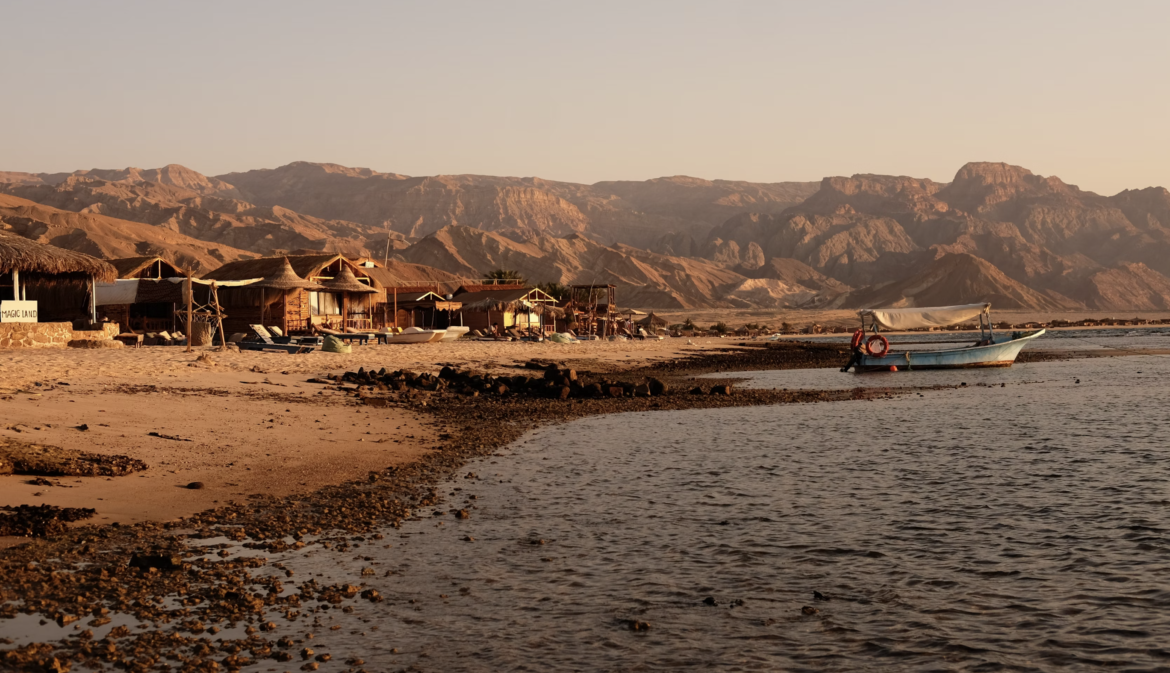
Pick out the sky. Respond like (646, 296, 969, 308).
(2, 1, 1168, 194)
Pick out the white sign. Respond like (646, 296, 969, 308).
(0, 300, 38, 323)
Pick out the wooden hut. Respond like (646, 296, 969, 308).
(317, 265, 378, 331)
(454, 286, 558, 333)
(110, 256, 190, 280)
(0, 231, 116, 324)
(204, 254, 372, 334)
(97, 256, 194, 332)
(389, 291, 463, 329)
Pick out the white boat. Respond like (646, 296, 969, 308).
(382, 327, 442, 344)
(843, 303, 1045, 373)
(440, 326, 470, 342)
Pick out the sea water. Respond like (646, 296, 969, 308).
(251, 354, 1170, 672)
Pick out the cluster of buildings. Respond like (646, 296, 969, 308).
(1, 234, 623, 348)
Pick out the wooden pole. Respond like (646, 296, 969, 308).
(393, 286, 398, 330)
(184, 274, 194, 352)
(213, 282, 226, 347)
(341, 292, 349, 331)
(11, 269, 19, 301)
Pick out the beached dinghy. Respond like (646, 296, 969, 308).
(381, 327, 444, 344)
(842, 303, 1044, 373)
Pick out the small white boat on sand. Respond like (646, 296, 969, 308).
(440, 326, 470, 342)
(382, 327, 445, 344)
(842, 303, 1044, 373)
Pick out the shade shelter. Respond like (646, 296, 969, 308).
(635, 312, 669, 334)
(455, 286, 558, 333)
(99, 256, 195, 332)
(317, 265, 378, 330)
(110, 256, 190, 280)
(0, 230, 115, 323)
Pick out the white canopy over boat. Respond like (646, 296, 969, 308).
(859, 303, 990, 331)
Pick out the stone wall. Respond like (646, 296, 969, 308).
(0, 322, 74, 349)
(70, 323, 121, 341)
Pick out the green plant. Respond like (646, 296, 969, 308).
(744, 322, 760, 330)
(535, 281, 569, 302)
(780, 321, 793, 333)
(682, 317, 697, 330)
(484, 269, 526, 285)
(711, 322, 729, 334)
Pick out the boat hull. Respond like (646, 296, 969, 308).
(440, 326, 469, 342)
(382, 332, 435, 344)
(853, 329, 1045, 372)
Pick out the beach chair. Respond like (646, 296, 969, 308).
(252, 324, 321, 346)
(240, 325, 317, 353)
(316, 326, 371, 345)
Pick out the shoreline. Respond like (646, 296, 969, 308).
(0, 340, 1149, 670)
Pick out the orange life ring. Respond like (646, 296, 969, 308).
(851, 329, 865, 349)
(866, 334, 890, 357)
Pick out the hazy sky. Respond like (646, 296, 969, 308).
(3, 1, 1167, 194)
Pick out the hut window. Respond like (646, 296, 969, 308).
(309, 292, 340, 316)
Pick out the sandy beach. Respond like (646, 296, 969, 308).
(0, 338, 728, 540)
(0, 328, 1154, 539)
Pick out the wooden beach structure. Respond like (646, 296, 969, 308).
(97, 256, 194, 333)
(0, 230, 116, 324)
(317, 265, 378, 331)
(388, 291, 463, 329)
(563, 284, 618, 337)
(203, 254, 383, 335)
(454, 285, 559, 333)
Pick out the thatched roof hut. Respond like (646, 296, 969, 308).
(202, 254, 343, 283)
(203, 254, 371, 334)
(319, 265, 377, 294)
(109, 256, 191, 280)
(636, 312, 668, 328)
(0, 231, 116, 282)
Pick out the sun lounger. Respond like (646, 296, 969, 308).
(251, 324, 322, 346)
(242, 325, 318, 353)
(315, 326, 372, 345)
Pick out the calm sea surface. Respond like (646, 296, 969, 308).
(235, 353, 1170, 672)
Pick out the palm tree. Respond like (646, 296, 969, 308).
(484, 269, 526, 285)
(535, 281, 569, 302)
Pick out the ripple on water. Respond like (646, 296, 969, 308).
(248, 357, 1170, 671)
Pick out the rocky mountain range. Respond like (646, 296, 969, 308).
(3, 160, 1170, 310)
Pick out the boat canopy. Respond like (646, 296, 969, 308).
(859, 303, 990, 331)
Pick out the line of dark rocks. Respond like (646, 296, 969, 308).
(0, 349, 937, 673)
(329, 361, 735, 401)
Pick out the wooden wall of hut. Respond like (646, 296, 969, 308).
(461, 309, 517, 331)
(218, 288, 311, 335)
(22, 273, 93, 323)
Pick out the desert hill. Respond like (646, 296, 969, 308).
(4, 160, 1170, 310)
(219, 162, 818, 248)
(396, 225, 746, 308)
(0, 194, 255, 272)
(842, 253, 1078, 311)
(0, 173, 398, 257)
(693, 162, 1170, 310)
